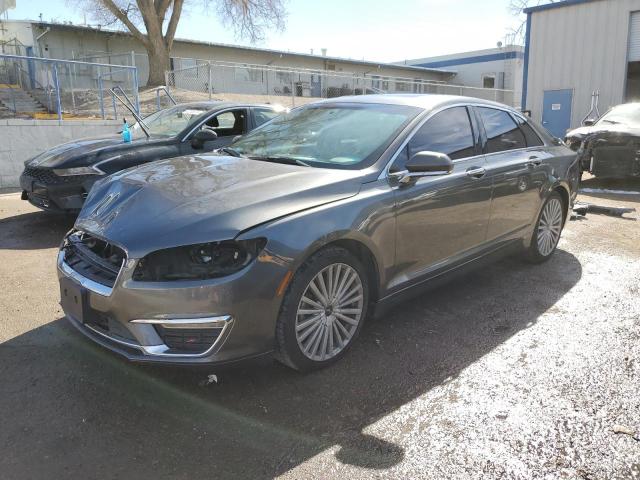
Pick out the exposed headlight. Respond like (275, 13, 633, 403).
(132, 238, 267, 282)
(53, 166, 104, 176)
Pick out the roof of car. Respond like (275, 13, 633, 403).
(315, 94, 516, 111)
(174, 101, 284, 111)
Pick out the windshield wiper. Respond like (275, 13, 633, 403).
(218, 147, 244, 157)
(249, 155, 311, 167)
(602, 119, 621, 124)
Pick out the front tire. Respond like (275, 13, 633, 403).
(524, 192, 565, 263)
(275, 247, 369, 372)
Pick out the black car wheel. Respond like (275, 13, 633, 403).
(275, 247, 369, 372)
(525, 191, 565, 263)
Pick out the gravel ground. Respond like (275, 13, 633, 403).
(0, 178, 639, 480)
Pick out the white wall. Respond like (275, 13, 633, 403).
(0, 119, 121, 190)
(525, 0, 640, 128)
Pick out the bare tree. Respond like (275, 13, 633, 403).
(72, 0, 286, 86)
(508, 0, 556, 43)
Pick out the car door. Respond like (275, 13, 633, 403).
(474, 107, 550, 242)
(389, 106, 493, 290)
(180, 108, 249, 155)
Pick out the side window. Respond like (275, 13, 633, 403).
(253, 108, 280, 127)
(513, 115, 544, 147)
(204, 109, 246, 136)
(477, 107, 526, 153)
(407, 107, 476, 161)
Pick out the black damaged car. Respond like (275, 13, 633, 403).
(565, 102, 640, 178)
(20, 102, 284, 213)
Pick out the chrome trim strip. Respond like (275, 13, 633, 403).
(79, 315, 235, 359)
(131, 316, 231, 330)
(57, 250, 113, 297)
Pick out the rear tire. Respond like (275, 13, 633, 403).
(274, 247, 369, 372)
(524, 191, 565, 263)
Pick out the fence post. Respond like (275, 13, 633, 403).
(112, 93, 118, 119)
(98, 74, 105, 119)
(68, 64, 77, 114)
(291, 77, 295, 107)
(208, 62, 212, 100)
(52, 63, 62, 121)
(132, 67, 140, 115)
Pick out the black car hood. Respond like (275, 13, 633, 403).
(25, 134, 171, 169)
(76, 155, 364, 258)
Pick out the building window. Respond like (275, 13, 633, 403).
(483, 75, 496, 89)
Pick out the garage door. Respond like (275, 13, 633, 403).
(628, 12, 640, 61)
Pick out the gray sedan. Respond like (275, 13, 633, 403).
(57, 94, 580, 371)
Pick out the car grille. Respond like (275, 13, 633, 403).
(154, 325, 223, 354)
(22, 166, 95, 185)
(63, 231, 126, 288)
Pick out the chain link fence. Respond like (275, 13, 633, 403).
(0, 53, 140, 120)
(165, 61, 516, 109)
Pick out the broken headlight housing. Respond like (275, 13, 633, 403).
(132, 238, 266, 282)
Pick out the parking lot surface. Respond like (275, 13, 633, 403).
(1, 178, 639, 479)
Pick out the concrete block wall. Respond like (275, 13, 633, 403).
(0, 119, 122, 190)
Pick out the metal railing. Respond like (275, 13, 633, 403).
(165, 61, 517, 109)
(0, 53, 140, 121)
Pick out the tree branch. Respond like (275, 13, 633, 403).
(164, 0, 184, 50)
(100, 0, 149, 46)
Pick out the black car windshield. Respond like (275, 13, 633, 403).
(230, 103, 420, 169)
(131, 105, 210, 137)
(596, 104, 640, 127)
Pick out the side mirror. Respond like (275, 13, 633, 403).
(583, 119, 595, 126)
(397, 151, 453, 185)
(191, 129, 218, 149)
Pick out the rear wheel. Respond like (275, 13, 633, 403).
(525, 192, 565, 263)
(275, 247, 369, 372)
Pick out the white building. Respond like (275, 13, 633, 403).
(397, 45, 524, 107)
(522, 0, 640, 136)
(0, 19, 455, 89)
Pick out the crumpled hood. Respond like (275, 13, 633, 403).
(76, 155, 364, 257)
(25, 134, 168, 169)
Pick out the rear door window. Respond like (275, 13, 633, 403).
(513, 115, 544, 147)
(477, 107, 527, 153)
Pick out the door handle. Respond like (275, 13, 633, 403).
(526, 156, 542, 168)
(466, 166, 486, 178)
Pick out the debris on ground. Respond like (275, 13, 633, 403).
(572, 202, 636, 218)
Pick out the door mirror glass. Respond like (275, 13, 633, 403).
(583, 119, 595, 126)
(406, 151, 454, 174)
(191, 129, 218, 149)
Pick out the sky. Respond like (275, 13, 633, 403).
(5, 0, 525, 63)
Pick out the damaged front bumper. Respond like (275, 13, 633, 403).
(57, 238, 287, 365)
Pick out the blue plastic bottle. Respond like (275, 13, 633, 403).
(122, 118, 131, 143)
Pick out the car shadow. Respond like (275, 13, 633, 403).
(0, 211, 74, 250)
(0, 249, 582, 479)
(579, 175, 640, 204)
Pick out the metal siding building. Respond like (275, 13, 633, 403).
(523, 0, 640, 136)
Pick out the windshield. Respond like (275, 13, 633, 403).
(230, 103, 420, 169)
(596, 103, 640, 127)
(131, 105, 210, 137)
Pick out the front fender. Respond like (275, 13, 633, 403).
(236, 179, 396, 295)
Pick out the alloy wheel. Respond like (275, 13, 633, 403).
(295, 263, 364, 361)
(537, 198, 563, 256)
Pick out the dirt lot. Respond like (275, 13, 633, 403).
(0, 178, 639, 480)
